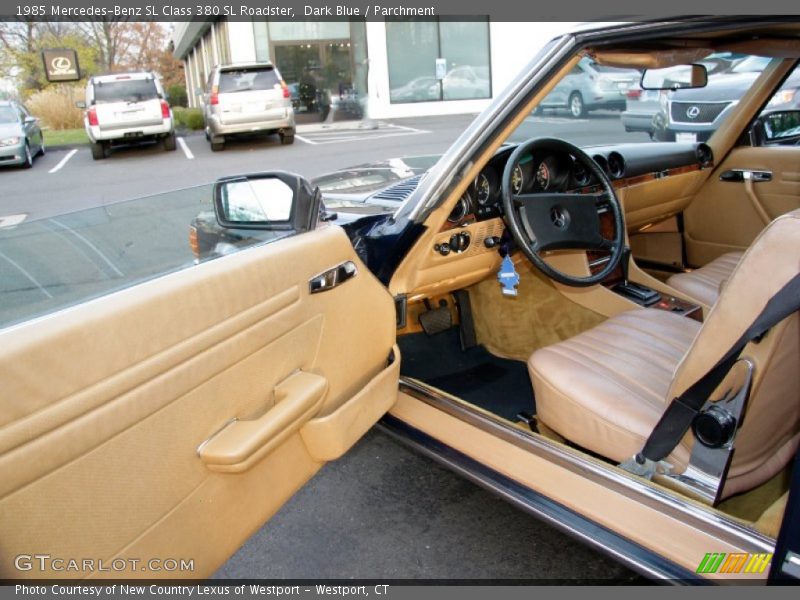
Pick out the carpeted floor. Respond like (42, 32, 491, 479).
(398, 327, 535, 421)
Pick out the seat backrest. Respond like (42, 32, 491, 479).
(668, 209, 800, 496)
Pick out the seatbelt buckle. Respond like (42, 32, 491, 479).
(619, 453, 674, 480)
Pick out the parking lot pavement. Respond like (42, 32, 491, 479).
(213, 428, 643, 581)
(0, 115, 474, 222)
(295, 122, 431, 145)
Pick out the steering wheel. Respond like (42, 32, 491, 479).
(501, 137, 625, 287)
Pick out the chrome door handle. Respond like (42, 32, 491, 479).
(719, 169, 772, 182)
(309, 261, 357, 294)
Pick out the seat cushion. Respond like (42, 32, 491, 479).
(667, 251, 744, 306)
(528, 308, 700, 465)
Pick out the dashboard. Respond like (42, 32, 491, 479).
(416, 140, 713, 298)
(445, 141, 714, 228)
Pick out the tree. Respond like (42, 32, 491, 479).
(0, 21, 99, 96)
(0, 21, 181, 97)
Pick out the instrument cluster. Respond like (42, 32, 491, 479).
(446, 149, 595, 225)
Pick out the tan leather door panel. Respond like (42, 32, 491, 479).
(684, 145, 800, 266)
(0, 225, 398, 579)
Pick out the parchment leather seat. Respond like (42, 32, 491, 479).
(667, 251, 744, 307)
(529, 211, 800, 497)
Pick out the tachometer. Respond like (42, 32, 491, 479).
(475, 173, 491, 205)
(536, 161, 550, 190)
(511, 165, 524, 194)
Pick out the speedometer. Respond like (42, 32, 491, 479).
(536, 162, 550, 190)
(475, 173, 491, 205)
(511, 165, 524, 194)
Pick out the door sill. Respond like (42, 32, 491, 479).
(389, 377, 774, 573)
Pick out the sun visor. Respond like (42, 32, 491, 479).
(590, 38, 800, 69)
(588, 49, 714, 69)
(716, 39, 800, 58)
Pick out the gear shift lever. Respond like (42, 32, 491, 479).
(620, 246, 632, 285)
(612, 247, 662, 306)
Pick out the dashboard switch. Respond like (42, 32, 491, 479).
(484, 236, 501, 249)
(436, 242, 451, 256)
(449, 232, 471, 253)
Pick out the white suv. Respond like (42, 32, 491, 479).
(78, 72, 176, 160)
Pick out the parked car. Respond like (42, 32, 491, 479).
(0, 100, 44, 169)
(3, 18, 800, 585)
(390, 76, 440, 103)
(538, 56, 640, 117)
(77, 72, 176, 160)
(443, 65, 491, 99)
(622, 56, 739, 137)
(201, 62, 296, 151)
(656, 55, 800, 142)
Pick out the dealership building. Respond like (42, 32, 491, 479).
(171, 19, 576, 121)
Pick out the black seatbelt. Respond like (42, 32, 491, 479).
(637, 272, 800, 465)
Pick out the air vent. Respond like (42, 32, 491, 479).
(592, 154, 609, 176)
(573, 161, 592, 187)
(696, 143, 714, 167)
(607, 152, 625, 179)
(371, 174, 423, 202)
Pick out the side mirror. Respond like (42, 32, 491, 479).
(641, 64, 708, 91)
(752, 109, 800, 145)
(24, 116, 38, 124)
(75, 100, 86, 109)
(213, 172, 321, 233)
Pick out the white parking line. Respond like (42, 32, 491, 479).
(177, 137, 194, 159)
(295, 134, 317, 145)
(385, 123, 431, 134)
(0, 214, 27, 228)
(48, 149, 78, 174)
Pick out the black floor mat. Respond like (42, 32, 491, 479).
(398, 327, 535, 421)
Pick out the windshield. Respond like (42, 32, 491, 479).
(732, 56, 771, 74)
(93, 79, 159, 103)
(504, 51, 776, 147)
(0, 106, 18, 124)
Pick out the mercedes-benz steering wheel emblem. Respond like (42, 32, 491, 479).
(550, 206, 570, 230)
(686, 105, 701, 119)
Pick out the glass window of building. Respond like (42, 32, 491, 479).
(387, 19, 491, 103)
(252, 20, 367, 123)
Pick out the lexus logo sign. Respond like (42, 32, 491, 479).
(686, 105, 701, 119)
(42, 49, 80, 82)
(51, 56, 72, 74)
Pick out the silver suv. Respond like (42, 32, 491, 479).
(78, 72, 176, 160)
(202, 63, 296, 151)
(538, 57, 640, 118)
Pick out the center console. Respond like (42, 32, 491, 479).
(606, 247, 703, 322)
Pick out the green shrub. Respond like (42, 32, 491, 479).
(172, 107, 205, 131)
(167, 84, 188, 107)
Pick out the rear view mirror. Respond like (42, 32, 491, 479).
(213, 171, 321, 233)
(752, 109, 800, 145)
(641, 64, 708, 91)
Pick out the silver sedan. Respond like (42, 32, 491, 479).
(0, 101, 45, 169)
